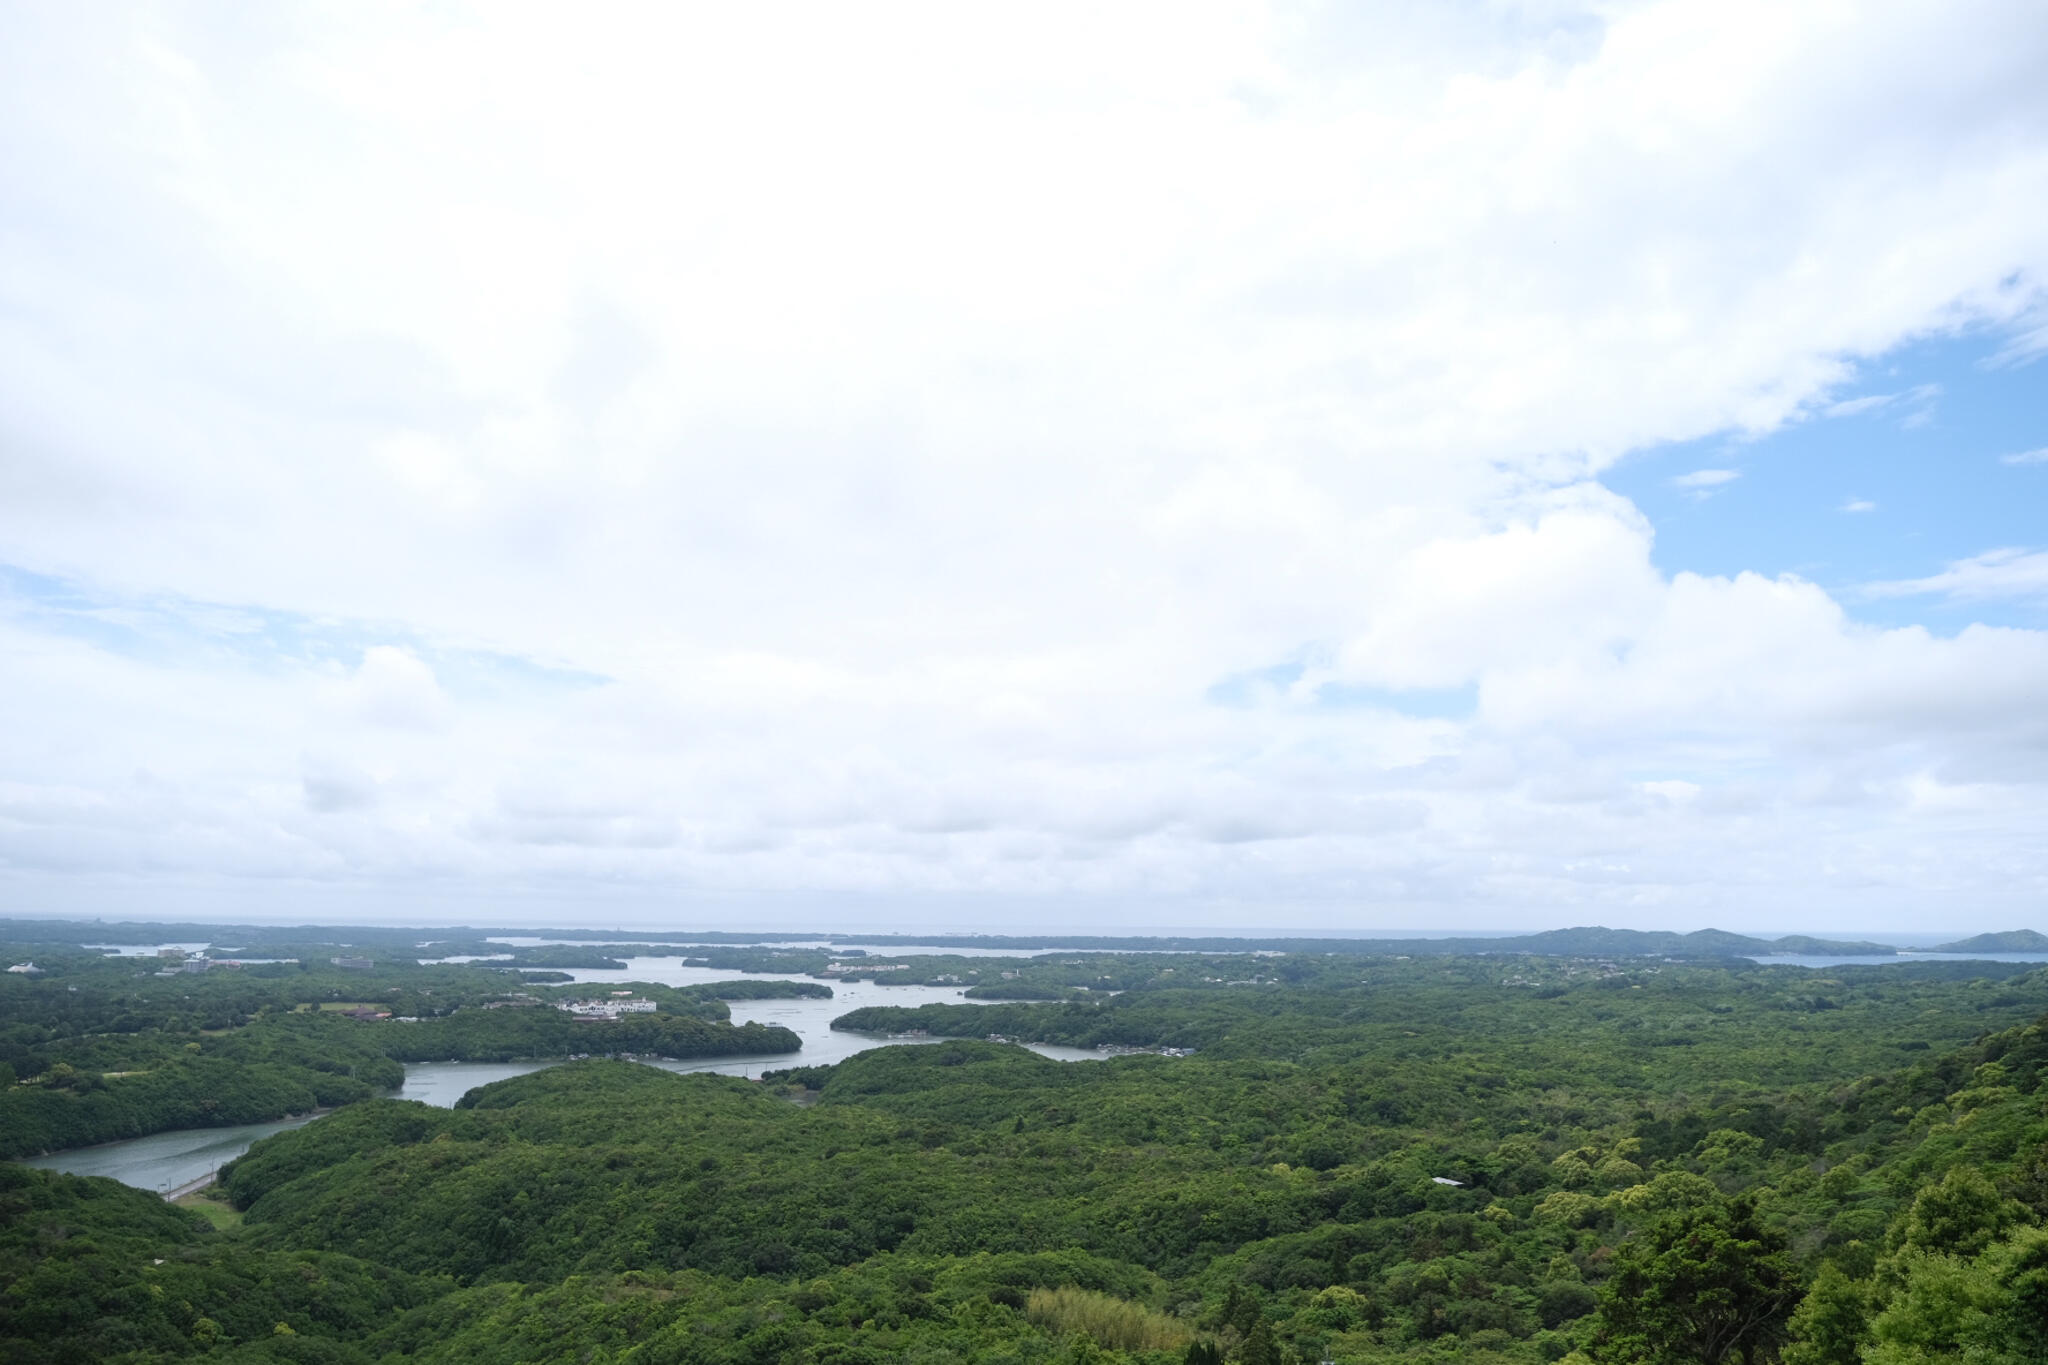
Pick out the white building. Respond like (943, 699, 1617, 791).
(556, 997, 658, 1020)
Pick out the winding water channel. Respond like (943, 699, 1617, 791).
(22, 958, 1103, 1193)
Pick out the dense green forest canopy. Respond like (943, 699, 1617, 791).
(3, 920, 2047, 1363)
(0, 950, 806, 1160)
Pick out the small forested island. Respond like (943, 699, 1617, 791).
(1931, 930, 2048, 954)
(3, 917, 2047, 1363)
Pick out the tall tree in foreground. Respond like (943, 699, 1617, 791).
(1591, 1196, 1799, 1365)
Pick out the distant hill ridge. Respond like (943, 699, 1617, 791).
(1929, 929, 2048, 953)
(1495, 927, 1894, 957)
(801, 926, 1902, 958)
(0, 915, 1911, 959)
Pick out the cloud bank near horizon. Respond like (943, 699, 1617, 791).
(3, 1, 2046, 931)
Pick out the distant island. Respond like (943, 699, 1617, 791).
(776, 926, 1903, 958)
(0, 915, 1913, 960)
(1929, 929, 2048, 953)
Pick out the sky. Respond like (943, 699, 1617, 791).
(2, 0, 2046, 936)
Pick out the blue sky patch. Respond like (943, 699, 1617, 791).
(1602, 326, 2047, 631)
(0, 563, 610, 699)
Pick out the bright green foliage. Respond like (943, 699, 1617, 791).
(3, 938, 2048, 1363)
(1883, 1166, 2024, 1260)
(1589, 1197, 1799, 1364)
(1026, 1286, 1191, 1352)
(1780, 1262, 1870, 1365)
(1864, 1226, 2048, 1362)
(1782, 1141, 2048, 1365)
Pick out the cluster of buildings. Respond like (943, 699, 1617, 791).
(152, 952, 246, 976)
(555, 992, 658, 1021)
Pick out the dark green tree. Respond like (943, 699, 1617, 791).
(1780, 1263, 1869, 1365)
(1240, 1318, 1281, 1365)
(1592, 1196, 1799, 1365)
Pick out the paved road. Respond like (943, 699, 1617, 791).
(162, 1173, 217, 1201)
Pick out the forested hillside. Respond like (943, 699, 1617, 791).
(0, 953, 802, 1159)
(4, 946, 2046, 1363)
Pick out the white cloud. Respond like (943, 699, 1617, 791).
(1822, 383, 1941, 422)
(1335, 503, 1663, 691)
(1867, 548, 2048, 603)
(2002, 447, 2048, 465)
(301, 758, 379, 814)
(1841, 497, 1876, 513)
(329, 647, 453, 732)
(1671, 468, 1742, 498)
(2, 0, 2047, 930)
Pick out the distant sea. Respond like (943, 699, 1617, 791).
(1746, 951, 2048, 969)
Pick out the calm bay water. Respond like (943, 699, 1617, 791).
(488, 937, 1067, 959)
(22, 964, 1098, 1191)
(1743, 951, 2048, 968)
(20, 1114, 325, 1194)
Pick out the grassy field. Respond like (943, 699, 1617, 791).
(174, 1186, 244, 1231)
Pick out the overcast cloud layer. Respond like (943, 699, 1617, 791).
(3, 1, 2046, 932)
